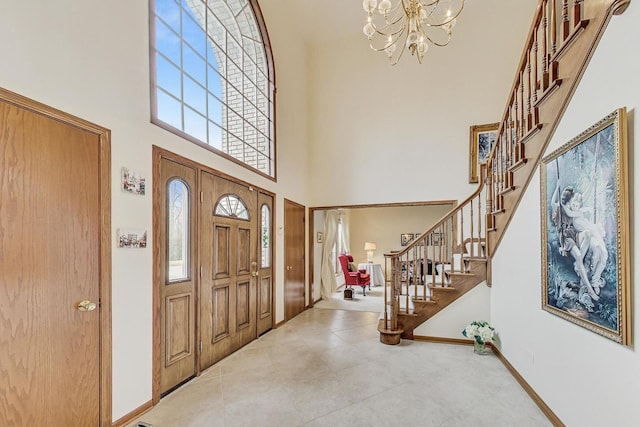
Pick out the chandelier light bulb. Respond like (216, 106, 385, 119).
(363, 0, 378, 13)
(363, 21, 376, 38)
(378, 0, 392, 16)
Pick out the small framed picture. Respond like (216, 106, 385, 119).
(316, 231, 324, 243)
(469, 123, 499, 183)
(400, 233, 414, 246)
(428, 232, 443, 246)
(122, 167, 146, 195)
(118, 228, 148, 248)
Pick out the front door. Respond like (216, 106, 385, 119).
(0, 90, 109, 425)
(199, 172, 257, 368)
(284, 199, 306, 320)
(158, 158, 197, 394)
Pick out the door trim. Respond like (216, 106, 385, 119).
(152, 146, 276, 404)
(0, 87, 112, 425)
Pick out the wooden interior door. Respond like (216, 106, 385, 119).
(158, 158, 197, 395)
(0, 93, 108, 425)
(284, 199, 306, 321)
(199, 173, 257, 368)
(257, 192, 274, 335)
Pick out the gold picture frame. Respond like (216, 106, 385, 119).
(540, 108, 630, 345)
(469, 122, 499, 183)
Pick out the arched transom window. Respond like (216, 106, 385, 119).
(215, 194, 249, 220)
(151, 0, 275, 178)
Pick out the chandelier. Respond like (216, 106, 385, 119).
(362, 0, 465, 65)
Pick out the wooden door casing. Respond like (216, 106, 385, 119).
(158, 158, 197, 394)
(199, 172, 257, 369)
(284, 199, 306, 321)
(0, 88, 111, 426)
(257, 192, 274, 336)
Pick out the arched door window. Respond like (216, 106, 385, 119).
(214, 194, 249, 220)
(167, 178, 190, 282)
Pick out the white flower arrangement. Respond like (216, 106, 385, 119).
(462, 320, 495, 345)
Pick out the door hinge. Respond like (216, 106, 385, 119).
(200, 192, 203, 203)
(200, 265, 203, 278)
(200, 341, 203, 353)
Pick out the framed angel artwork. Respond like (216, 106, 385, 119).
(540, 108, 630, 345)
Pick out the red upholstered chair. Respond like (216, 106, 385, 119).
(338, 254, 371, 296)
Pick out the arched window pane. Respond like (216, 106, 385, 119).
(151, 0, 275, 177)
(215, 194, 249, 220)
(167, 179, 190, 282)
(261, 204, 270, 268)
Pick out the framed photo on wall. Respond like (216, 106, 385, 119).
(540, 108, 630, 345)
(469, 122, 499, 183)
(400, 233, 414, 246)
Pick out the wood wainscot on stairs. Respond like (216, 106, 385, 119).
(379, 0, 631, 345)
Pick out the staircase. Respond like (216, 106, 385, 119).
(379, 0, 631, 345)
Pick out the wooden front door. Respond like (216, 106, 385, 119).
(0, 90, 110, 425)
(284, 199, 306, 321)
(257, 192, 274, 335)
(199, 172, 257, 368)
(157, 158, 197, 394)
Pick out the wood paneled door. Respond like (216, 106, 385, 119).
(0, 89, 111, 425)
(157, 158, 197, 395)
(199, 173, 258, 368)
(284, 199, 306, 321)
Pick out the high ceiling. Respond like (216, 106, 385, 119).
(262, 0, 538, 46)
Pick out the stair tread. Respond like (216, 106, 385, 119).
(412, 297, 437, 304)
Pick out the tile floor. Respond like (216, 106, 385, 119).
(130, 308, 551, 427)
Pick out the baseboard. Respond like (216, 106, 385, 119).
(112, 400, 153, 427)
(491, 346, 565, 427)
(274, 319, 286, 328)
(413, 335, 474, 346)
(414, 336, 564, 426)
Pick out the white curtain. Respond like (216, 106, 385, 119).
(320, 210, 339, 299)
(339, 210, 350, 254)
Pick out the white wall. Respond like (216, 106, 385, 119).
(491, 3, 640, 426)
(414, 284, 491, 338)
(0, 0, 310, 420)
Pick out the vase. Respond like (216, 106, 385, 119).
(473, 341, 489, 355)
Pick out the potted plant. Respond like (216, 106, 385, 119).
(462, 320, 495, 355)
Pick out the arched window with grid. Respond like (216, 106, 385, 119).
(151, 0, 275, 178)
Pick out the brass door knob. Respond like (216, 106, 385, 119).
(77, 300, 97, 312)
